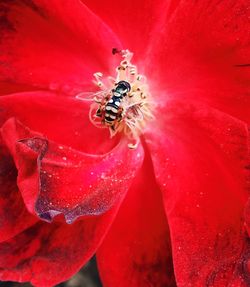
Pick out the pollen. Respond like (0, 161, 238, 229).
(88, 49, 154, 149)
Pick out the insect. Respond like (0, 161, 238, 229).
(75, 49, 154, 149)
(97, 80, 131, 127)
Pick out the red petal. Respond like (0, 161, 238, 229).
(146, 100, 250, 286)
(97, 148, 176, 286)
(0, 0, 121, 93)
(0, 137, 37, 242)
(83, 0, 167, 61)
(244, 200, 250, 247)
(0, 91, 118, 154)
(0, 81, 36, 96)
(0, 207, 120, 287)
(1, 118, 143, 223)
(146, 1, 250, 123)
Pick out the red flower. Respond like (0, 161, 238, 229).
(0, 0, 250, 286)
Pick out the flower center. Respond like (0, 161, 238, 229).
(89, 49, 154, 149)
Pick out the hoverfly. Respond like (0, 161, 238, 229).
(75, 49, 153, 149)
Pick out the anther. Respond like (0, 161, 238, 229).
(88, 49, 154, 149)
(112, 48, 121, 55)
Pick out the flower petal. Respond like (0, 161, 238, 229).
(0, 137, 37, 242)
(146, 100, 250, 286)
(1, 118, 143, 223)
(0, 208, 120, 287)
(97, 148, 176, 286)
(0, 0, 121, 93)
(0, 91, 118, 154)
(146, 0, 250, 123)
(83, 0, 168, 62)
(0, 81, 36, 96)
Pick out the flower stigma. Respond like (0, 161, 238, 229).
(83, 49, 154, 149)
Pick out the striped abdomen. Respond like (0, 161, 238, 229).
(105, 96, 121, 124)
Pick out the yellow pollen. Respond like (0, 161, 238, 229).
(84, 50, 154, 149)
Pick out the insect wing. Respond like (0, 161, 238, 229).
(75, 90, 107, 102)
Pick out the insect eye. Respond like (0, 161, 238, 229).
(117, 81, 131, 92)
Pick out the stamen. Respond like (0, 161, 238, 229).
(88, 49, 154, 149)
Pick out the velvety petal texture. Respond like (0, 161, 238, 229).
(97, 147, 176, 287)
(0, 91, 144, 222)
(0, 207, 122, 287)
(82, 0, 169, 63)
(0, 138, 37, 242)
(1, 118, 143, 223)
(0, 0, 121, 94)
(146, 100, 250, 286)
(1, 0, 250, 286)
(0, 90, 144, 284)
(0, 91, 118, 154)
(145, 0, 250, 123)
